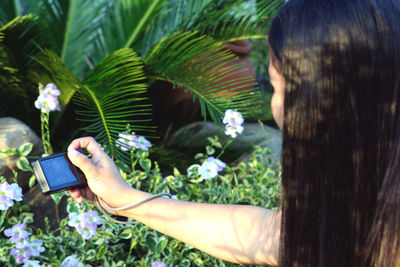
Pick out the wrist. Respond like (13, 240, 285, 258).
(100, 187, 151, 217)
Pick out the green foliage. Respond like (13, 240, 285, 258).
(0, 0, 284, 164)
(145, 31, 262, 121)
(0, 15, 48, 124)
(0, 142, 34, 173)
(0, 139, 281, 266)
(77, 48, 153, 161)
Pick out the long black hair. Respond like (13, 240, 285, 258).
(269, 0, 400, 266)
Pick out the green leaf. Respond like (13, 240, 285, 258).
(173, 167, 181, 177)
(206, 146, 215, 155)
(66, 200, 80, 214)
(179, 259, 191, 267)
(156, 236, 168, 253)
(120, 229, 133, 240)
(76, 48, 153, 163)
(144, 233, 157, 251)
(37, 0, 108, 78)
(0, 15, 49, 123)
(139, 159, 151, 173)
(0, 147, 17, 157)
(29, 49, 81, 129)
(191, 0, 284, 43)
(92, 0, 168, 63)
(145, 31, 264, 122)
(51, 191, 66, 205)
(18, 142, 33, 156)
(85, 249, 96, 261)
(0, 0, 20, 24)
(187, 164, 200, 178)
(16, 156, 32, 172)
(115, 261, 127, 267)
(28, 174, 36, 188)
(96, 244, 108, 260)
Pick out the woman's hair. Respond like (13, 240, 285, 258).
(269, 0, 400, 266)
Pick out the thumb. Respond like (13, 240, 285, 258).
(67, 149, 96, 176)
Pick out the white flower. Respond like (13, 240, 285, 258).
(28, 239, 45, 257)
(207, 157, 227, 171)
(135, 136, 152, 151)
(222, 109, 244, 138)
(9, 183, 23, 201)
(68, 211, 102, 240)
(224, 124, 244, 138)
(0, 182, 23, 211)
(60, 255, 84, 267)
(223, 109, 244, 126)
(42, 83, 60, 96)
(23, 260, 43, 267)
(34, 83, 61, 113)
(116, 132, 152, 151)
(4, 223, 30, 244)
(198, 161, 219, 180)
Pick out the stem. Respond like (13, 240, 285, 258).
(40, 112, 52, 155)
(55, 203, 60, 225)
(127, 232, 136, 261)
(0, 210, 8, 231)
(123, 0, 160, 48)
(216, 138, 234, 158)
(61, 0, 75, 61)
(85, 86, 114, 159)
(13, 0, 21, 17)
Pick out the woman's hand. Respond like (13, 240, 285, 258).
(67, 137, 133, 212)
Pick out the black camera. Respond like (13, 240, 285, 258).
(32, 150, 87, 194)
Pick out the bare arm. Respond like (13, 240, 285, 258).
(67, 137, 280, 266)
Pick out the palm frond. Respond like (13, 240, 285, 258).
(37, 0, 108, 78)
(142, 0, 283, 56)
(0, 32, 21, 116)
(0, 15, 49, 125)
(76, 48, 153, 162)
(145, 31, 266, 122)
(91, 0, 167, 66)
(140, 0, 212, 56)
(28, 49, 81, 120)
(0, 1, 19, 25)
(0, 15, 48, 72)
(193, 0, 284, 43)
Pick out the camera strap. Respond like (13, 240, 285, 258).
(94, 193, 173, 224)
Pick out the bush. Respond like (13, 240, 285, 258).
(0, 136, 280, 267)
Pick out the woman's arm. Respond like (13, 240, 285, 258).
(67, 137, 280, 266)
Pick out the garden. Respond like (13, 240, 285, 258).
(0, 1, 283, 266)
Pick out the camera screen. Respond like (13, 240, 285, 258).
(40, 156, 78, 187)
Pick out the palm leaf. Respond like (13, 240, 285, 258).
(91, 0, 167, 66)
(141, 0, 283, 56)
(0, 15, 48, 73)
(0, 32, 20, 116)
(0, 0, 21, 24)
(192, 0, 284, 43)
(76, 48, 152, 162)
(37, 0, 108, 78)
(145, 31, 266, 122)
(0, 15, 49, 125)
(139, 0, 211, 56)
(28, 49, 81, 126)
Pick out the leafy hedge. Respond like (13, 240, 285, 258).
(0, 137, 281, 267)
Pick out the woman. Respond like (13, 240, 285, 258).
(68, 0, 400, 266)
(269, 0, 400, 266)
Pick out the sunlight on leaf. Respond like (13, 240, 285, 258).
(76, 48, 153, 163)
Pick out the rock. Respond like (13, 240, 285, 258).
(21, 184, 68, 231)
(165, 121, 282, 166)
(0, 117, 44, 192)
